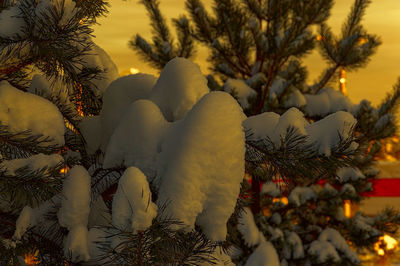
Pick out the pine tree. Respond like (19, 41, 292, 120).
(0, 1, 218, 265)
(132, 0, 400, 264)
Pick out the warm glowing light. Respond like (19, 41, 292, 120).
(273, 197, 288, 205)
(339, 67, 347, 95)
(316, 35, 323, 41)
(130, 67, 140, 74)
(383, 235, 397, 250)
(60, 166, 70, 175)
(374, 234, 398, 256)
(344, 200, 351, 218)
(24, 250, 40, 265)
(358, 37, 368, 45)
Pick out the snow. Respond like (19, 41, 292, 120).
(0, 81, 65, 146)
(203, 247, 234, 266)
(284, 89, 306, 108)
(304, 88, 357, 117)
(318, 228, 360, 264)
(224, 79, 257, 109)
(35, 0, 77, 27)
(243, 112, 280, 141)
(0, 153, 63, 175)
(100, 73, 157, 150)
(79, 43, 119, 97)
(112, 167, 157, 233)
(87, 227, 107, 261)
(64, 224, 90, 262)
(282, 232, 304, 259)
(156, 92, 246, 241)
(57, 166, 91, 262)
(13, 206, 35, 240)
(244, 108, 358, 155)
(305, 111, 358, 156)
(272, 107, 309, 146)
(352, 213, 380, 238)
(238, 207, 262, 246)
(58, 166, 91, 229)
(336, 166, 365, 182)
(261, 182, 281, 197)
(245, 238, 280, 266)
(288, 186, 317, 207)
(0, 4, 25, 38)
(270, 213, 282, 225)
(150, 57, 209, 122)
(103, 100, 168, 179)
(269, 76, 286, 99)
(79, 116, 102, 154)
(308, 240, 340, 263)
(340, 183, 357, 196)
(13, 196, 62, 241)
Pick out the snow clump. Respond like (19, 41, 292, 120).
(57, 166, 91, 262)
(112, 167, 158, 233)
(156, 91, 246, 241)
(224, 78, 257, 109)
(0, 81, 65, 146)
(150, 57, 209, 121)
(103, 100, 168, 179)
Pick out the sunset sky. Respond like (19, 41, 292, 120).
(93, 0, 400, 106)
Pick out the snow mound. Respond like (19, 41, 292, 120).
(64, 225, 90, 262)
(58, 166, 91, 229)
(243, 112, 280, 140)
(100, 73, 157, 150)
(79, 43, 119, 97)
(288, 187, 317, 206)
(0, 5, 25, 38)
(0, 153, 63, 175)
(272, 107, 309, 146)
(103, 100, 168, 179)
(337, 167, 365, 182)
(283, 232, 304, 260)
(245, 238, 280, 266)
(238, 207, 263, 247)
(150, 57, 209, 122)
(79, 116, 102, 154)
(0, 81, 65, 146)
(318, 228, 360, 264)
(304, 88, 357, 117)
(157, 92, 246, 241)
(13, 206, 36, 240)
(112, 167, 158, 233)
(284, 89, 307, 108)
(58, 166, 91, 262)
(306, 111, 358, 156)
(224, 79, 257, 109)
(244, 108, 357, 156)
(261, 182, 281, 197)
(308, 240, 340, 263)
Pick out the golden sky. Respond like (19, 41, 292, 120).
(93, 0, 400, 105)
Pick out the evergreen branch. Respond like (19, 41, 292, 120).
(341, 0, 371, 38)
(172, 15, 195, 58)
(377, 77, 400, 117)
(0, 123, 61, 159)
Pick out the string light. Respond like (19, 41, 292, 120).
(339, 67, 347, 95)
(344, 200, 351, 218)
